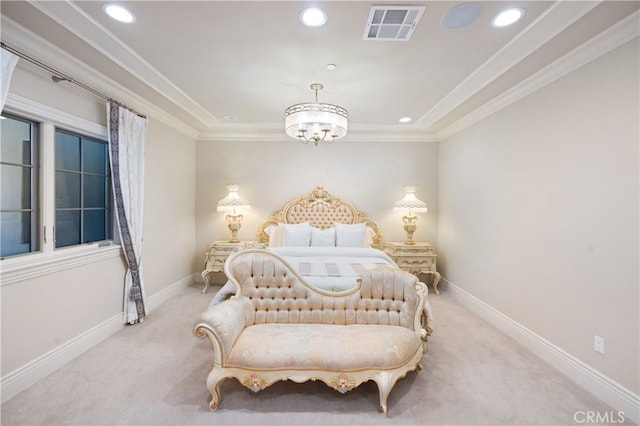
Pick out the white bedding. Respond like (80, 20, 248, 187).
(272, 247, 396, 290)
(210, 247, 396, 305)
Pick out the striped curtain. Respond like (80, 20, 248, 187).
(107, 101, 148, 324)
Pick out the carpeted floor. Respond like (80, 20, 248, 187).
(1, 283, 626, 425)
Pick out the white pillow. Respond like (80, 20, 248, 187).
(280, 222, 312, 247)
(335, 222, 367, 247)
(264, 225, 283, 248)
(311, 227, 336, 247)
(365, 227, 376, 248)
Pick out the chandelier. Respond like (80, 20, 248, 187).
(284, 83, 348, 146)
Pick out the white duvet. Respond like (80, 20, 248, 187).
(209, 247, 396, 305)
(271, 247, 397, 291)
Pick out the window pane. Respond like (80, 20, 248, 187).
(83, 210, 106, 243)
(0, 164, 31, 210)
(0, 117, 32, 165)
(0, 114, 38, 258)
(0, 212, 32, 257)
(84, 175, 107, 208)
(56, 171, 81, 209)
(55, 210, 80, 248)
(53, 129, 111, 250)
(55, 131, 80, 171)
(83, 138, 107, 174)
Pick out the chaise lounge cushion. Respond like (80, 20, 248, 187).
(225, 323, 422, 370)
(195, 249, 432, 414)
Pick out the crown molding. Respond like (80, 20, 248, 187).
(27, 0, 217, 129)
(1, 16, 199, 140)
(197, 123, 438, 143)
(417, 1, 601, 130)
(436, 10, 640, 141)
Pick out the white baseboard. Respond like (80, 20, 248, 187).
(442, 279, 640, 424)
(145, 273, 197, 311)
(0, 273, 195, 404)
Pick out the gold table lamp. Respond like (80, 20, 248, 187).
(393, 185, 428, 245)
(217, 184, 251, 243)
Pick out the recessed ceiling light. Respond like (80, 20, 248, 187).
(491, 8, 525, 28)
(326, 63, 337, 70)
(399, 117, 412, 124)
(300, 7, 327, 27)
(441, 3, 483, 30)
(103, 4, 136, 23)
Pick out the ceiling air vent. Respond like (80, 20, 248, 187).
(363, 5, 426, 41)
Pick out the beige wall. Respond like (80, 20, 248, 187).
(1, 65, 197, 375)
(143, 119, 197, 289)
(1, 257, 126, 375)
(195, 140, 439, 265)
(438, 39, 639, 392)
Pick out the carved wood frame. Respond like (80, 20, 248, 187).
(194, 249, 429, 414)
(257, 186, 383, 247)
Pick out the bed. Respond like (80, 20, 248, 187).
(210, 186, 433, 332)
(255, 186, 390, 291)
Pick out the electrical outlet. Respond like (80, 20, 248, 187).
(594, 335, 605, 354)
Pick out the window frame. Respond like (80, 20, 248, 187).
(0, 113, 40, 257)
(1, 95, 121, 286)
(54, 127, 113, 248)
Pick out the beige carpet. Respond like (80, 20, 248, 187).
(1, 283, 627, 425)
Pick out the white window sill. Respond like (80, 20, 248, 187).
(0, 243, 123, 286)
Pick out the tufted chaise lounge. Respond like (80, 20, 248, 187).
(195, 249, 431, 414)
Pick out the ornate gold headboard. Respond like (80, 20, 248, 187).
(257, 186, 382, 247)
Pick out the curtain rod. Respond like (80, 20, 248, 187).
(1, 42, 147, 119)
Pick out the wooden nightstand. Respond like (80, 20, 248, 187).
(201, 241, 260, 294)
(384, 242, 442, 295)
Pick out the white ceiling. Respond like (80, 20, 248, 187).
(1, 1, 638, 140)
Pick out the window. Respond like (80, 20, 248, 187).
(1, 106, 115, 263)
(1, 99, 120, 284)
(0, 115, 39, 258)
(55, 129, 112, 247)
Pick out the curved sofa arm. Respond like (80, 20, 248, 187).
(194, 298, 250, 366)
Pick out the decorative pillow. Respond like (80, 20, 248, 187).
(335, 222, 367, 248)
(264, 225, 284, 248)
(280, 222, 312, 247)
(311, 227, 336, 247)
(365, 227, 376, 248)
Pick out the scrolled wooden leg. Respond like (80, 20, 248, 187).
(209, 391, 220, 411)
(375, 372, 395, 416)
(206, 367, 225, 411)
(201, 271, 211, 294)
(432, 271, 441, 295)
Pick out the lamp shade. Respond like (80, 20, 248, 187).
(394, 186, 427, 213)
(284, 83, 348, 146)
(284, 104, 348, 141)
(217, 184, 250, 212)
